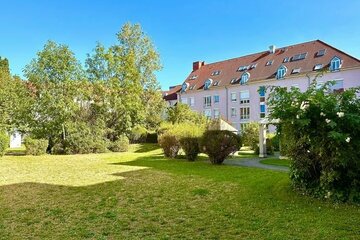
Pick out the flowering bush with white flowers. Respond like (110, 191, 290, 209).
(267, 77, 360, 203)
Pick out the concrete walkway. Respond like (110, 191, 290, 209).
(223, 157, 289, 172)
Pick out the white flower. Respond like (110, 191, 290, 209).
(296, 115, 300, 119)
(325, 119, 331, 124)
(337, 112, 344, 118)
(320, 112, 326, 117)
(300, 101, 309, 111)
(346, 137, 351, 143)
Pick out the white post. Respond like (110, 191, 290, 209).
(259, 124, 267, 158)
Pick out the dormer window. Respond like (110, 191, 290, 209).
(316, 49, 326, 57)
(283, 57, 290, 63)
(240, 72, 250, 85)
(276, 65, 287, 79)
(211, 70, 221, 76)
(230, 78, 237, 84)
(314, 64, 323, 71)
(237, 66, 248, 71)
(265, 60, 273, 66)
(330, 56, 342, 71)
(291, 68, 301, 74)
(181, 82, 189, 92)
(204, 79, 213, 90)
(292, 53, 307, 61)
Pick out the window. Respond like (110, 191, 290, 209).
(231, 107, 236, 117)
(250, 63, 257, 69)
(240, 72, 250, 85)
(189, 85, 196, 90)
(240, 107, 250, 120)
(291, 68, 301, 74)
(276, 65, 287, 79)
(316, 81, 324, 90)
(214, 109, 220, 119)
(181, 82, 189, 92)
(259, 86, 266, 97)
(231, 92, 237, 102)
(240, 123, 249, 131)
(331, 80, 344, 93)
(189, 75, 197, 80)
(316, 49, 326, 57)
(283, 57, 290, 63)
(292, 53, 307, 61)
(330, 56, 342, 71)
(204, 109, 212, 118)
(181, 97, 187, 104)
(314, 64, 323, 71)
(237, 65, 248, 71)
(240, 90, 250, 104)
(213, 81, 220, 86)
(265, 60, 273, 66)
(214, 95, 220, 103)
(291, 84, 299, 89)
(204, 79, 213, 90)
(189, 97, 195, 107)
(230, 78, 237, 84)
(211, 70, 221, 76)
(260, 104, 266, 118)
(204, 96, 211, 107)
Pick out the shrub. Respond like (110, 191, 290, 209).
(254, 137, 274, 155)
(24, 137, 48, 155)
(158, 132, 180, 158)
(146, 132, 158, 143)
(241, 122, 259, 150)
(129, 125, 147, 143)
(199, 130, 241, 164)
(268, 78, 360, 203)
(0, 132, 9, 157)
(179, 137, 200, 161)
(109, 135, 129, 152)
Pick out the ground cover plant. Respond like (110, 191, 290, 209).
(0, 144, 359, 239)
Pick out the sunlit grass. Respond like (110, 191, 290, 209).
(260, 158, 291, 167)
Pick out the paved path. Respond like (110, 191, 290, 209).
(223, 157, 289, 172)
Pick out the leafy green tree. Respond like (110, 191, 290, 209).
(167, 103, 207, 125)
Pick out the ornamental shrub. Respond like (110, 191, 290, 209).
(24, 137, 48, 155)
(158, 132, 180, 158)
(0, 132, 9, 156)
(129, 125, 147, 143)
(199, 130, 241, 164)
(268, 77, 360, 203)
(109, 135, 129, 152)
(241, 122, 259, 150)
(179, 137, 200, 161)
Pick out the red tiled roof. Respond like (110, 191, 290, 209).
(182, 40, 360, 92)
(162, 85, 181, 101)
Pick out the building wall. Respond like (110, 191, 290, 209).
(178, 68, 360, 131)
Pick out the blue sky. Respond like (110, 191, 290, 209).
(1, 0, 359, 90)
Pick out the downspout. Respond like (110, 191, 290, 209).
(225, 86, 229, 121)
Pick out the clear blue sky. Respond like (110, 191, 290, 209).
(1, 0, 359, 90)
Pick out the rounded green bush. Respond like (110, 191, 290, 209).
(24, 138, 48, 156)
(200, 130, 241, 164)
(158, 132, 180, 158)
(0, 132, 9, 157)
(179, 137, 200, 161)
(109, 135, 129, 152)
(129, 125, 147, 143)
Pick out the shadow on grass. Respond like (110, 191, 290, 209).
(5, 149, 26, 156)
(134, 143, 161, 153)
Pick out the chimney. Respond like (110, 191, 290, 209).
(269, 45, 276, 54)
(193, 61, 205, 71)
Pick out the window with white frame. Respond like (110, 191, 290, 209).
(240, 72, 250, 85)
(330, 56, 342, 71)
(231, 107, 236, 117)
(240, 107, 250, 120)
(276, 65, 287, 79)
(181, 97, 188, 104)
(213, 109, 220, 119)
(330, 79, 344, 93)
(316, 80, 324, 90)
(231, 92, 237, 102)
(240, 90, 250, 104)
(214, 95, 220, 103)
(204, 109, 212, 118)
(240, 123, 249, 132)
(260, 103, 266, 118)
(189, 97, 195, 106)
(204, 96, 211, 107)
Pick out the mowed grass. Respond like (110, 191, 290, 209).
(0, 144, 359, 239)
(260, 158, 291, 167)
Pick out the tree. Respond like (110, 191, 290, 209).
(167, 103, 208, 125)
(23, 41, 85, 143)
(85, 23, 165, 138)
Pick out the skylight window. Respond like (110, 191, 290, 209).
(230, 78, 237, 84)
(250, 63, 257, 69)
(189, 75, 197, 80)
(213, 81, 220, 86)
(292, 53, 307, 61)
(240, 72, 250, 85)
(211, 70, 221, 76)
(314, 64, 323, 71)
(189, 85, 196, 90)
(276, 65, 287, 79)
(237, 66, 248, 71)
(265, 60, 273, 66)
(316, 49, 326, 57)
(291, 68, 301, 74)
(283, 57, 290, 63)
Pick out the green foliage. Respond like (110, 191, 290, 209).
(241, 122, 259, 150)
(199, 130, 241, 164)
(268, 76, 360, 203)
(109, 135, 129, 152)
(167, 103, 208, 125)
(129, 125, 147, 143)
(0, 132, 9, 156)
(158, 132, 180, 158)
(24, 138, 48, 156)
(146, 132, 158, 143)
(179, 137, 200, 161)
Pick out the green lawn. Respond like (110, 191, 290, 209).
(260, 158, 291, 167)
(0, 144, 359, 239)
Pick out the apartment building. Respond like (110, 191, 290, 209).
(175, 40, 360, 131)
